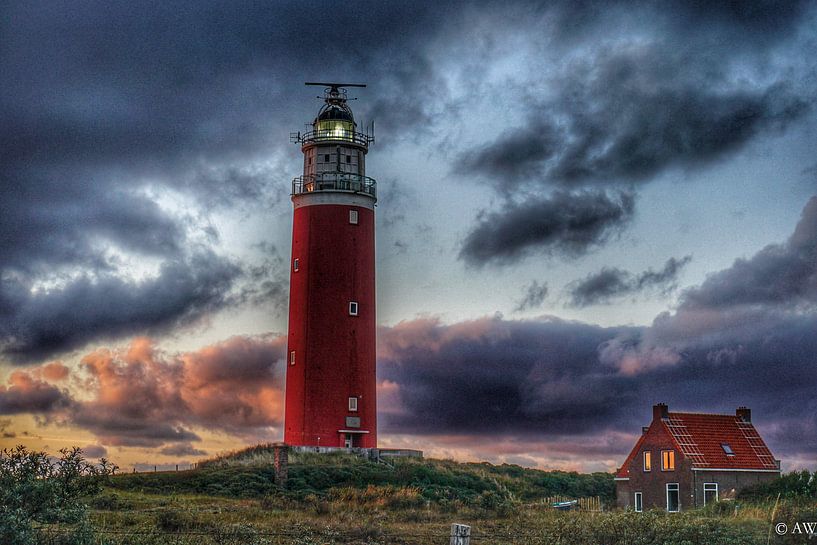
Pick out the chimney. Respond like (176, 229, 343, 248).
(736, 407, 751, 422)
(653, 403, 669, 421)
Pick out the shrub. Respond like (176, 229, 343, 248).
(0, 445, 115, 545)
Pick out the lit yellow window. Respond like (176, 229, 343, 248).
(643, 451, 651, 472)
(662, 450, 675, 470)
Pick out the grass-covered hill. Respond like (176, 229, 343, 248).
(77, 446, 817, 544)
(107, 447, 615, 508)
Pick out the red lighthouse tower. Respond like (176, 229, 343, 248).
(284, 83, 377, 448)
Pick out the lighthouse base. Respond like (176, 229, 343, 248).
(288, 445, 423, 462)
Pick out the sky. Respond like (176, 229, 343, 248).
(1, 0, 817, 473)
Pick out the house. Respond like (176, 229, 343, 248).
(615, 403, 780, 512)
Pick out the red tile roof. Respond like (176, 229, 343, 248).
(616, 409, 778, 478)
(664, 412, 777, 470)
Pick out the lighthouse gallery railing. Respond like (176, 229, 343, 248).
(292, 173, 377, 199)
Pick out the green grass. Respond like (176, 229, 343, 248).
(109, 449, 614, 508)
(87, 451, 814, 544)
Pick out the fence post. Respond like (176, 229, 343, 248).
(273, 443, 289, 486)
(450, 523, 470, 545)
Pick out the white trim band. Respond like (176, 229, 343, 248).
(293, 191, 375, 210)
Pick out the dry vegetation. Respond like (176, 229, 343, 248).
(84, 448, 815, 544)
(5, 445, 816, 544)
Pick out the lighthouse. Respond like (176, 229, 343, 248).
(284, 83, 377, 448)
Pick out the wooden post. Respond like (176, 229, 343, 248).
(450, 523, 470, 545)
(273, 443, 289, 486)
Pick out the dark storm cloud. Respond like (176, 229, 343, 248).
(378, 316, 639, 435)
(679, 196, 817, 310)
(378, 195, 817, 463)
(1, 1, 471, 362)
(459, 190, 635, 266)
(514, 281, 549, 312)
(461, 58, 808, 191)
(0, 252, 241, 363)
(458, 121, 559, 183)
(454, 1, 813, 263)
(568, 256, 692, 307)
(378, 311, 817, 463)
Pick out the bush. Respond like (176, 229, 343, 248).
(88, 492, 131, 511)
(0, 445, 115, 545)
(739, 470, 817, 501)
(155, 509, 195, 532)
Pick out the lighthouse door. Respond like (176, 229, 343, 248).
(344, 434, 356, 448)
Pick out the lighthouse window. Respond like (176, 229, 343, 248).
(349, 301, 359, 316)
(293, 258, 299, 271)
(290, 351, 295, 366)
(348, 397, 358, 412)
(324, 154, 330, 162)
(346, 155, 351, 163)
(349, 209, 359, 224)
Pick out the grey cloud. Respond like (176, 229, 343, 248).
(0, 252, 241, 362)
(568, 256, 692, 307)
(378, 309, 817, 463)
(462, 56, 808, 192)
(453, 2, 812, 263)
(159, 443, 207, 457)
(514, 281, 549, 312)
(378, 317, 640, 435)
(81, 444, 108, 458)
(1, 1, 469, 363)
(186, 162, 287, 210)
(680, 196, 817, 311)
(458, 121, 559, 184)
(459, 190, 635, 266)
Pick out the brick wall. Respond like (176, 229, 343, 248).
(620, 418, 693, 511)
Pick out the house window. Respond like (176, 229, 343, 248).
(643, 451, 652, 472)
(661, 450, 675, 471)
(349, 209, 359, 224)
(349, 301, 359, 316)
(348, 397, 358, 412)
(293, 258, 299, 272)
(666, 483, 680, 512)
(634, 492, 643, 513)
(721, 443, 735, 456)
(290, 351, 295, 366)
(703, 483, 718, 506)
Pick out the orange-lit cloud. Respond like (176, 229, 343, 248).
(0, 370, 70, 414)
(2, 335, 286, 452)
